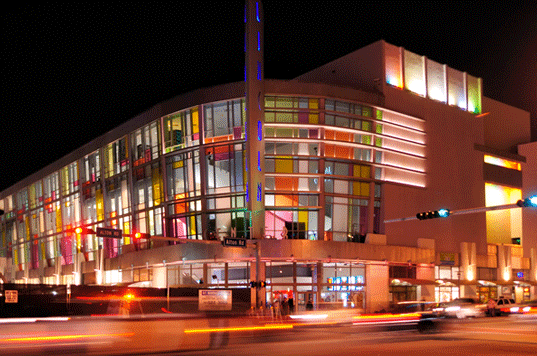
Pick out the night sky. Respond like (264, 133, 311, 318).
(2, 1, 536, 193)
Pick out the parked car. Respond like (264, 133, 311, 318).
(436, 298, 486, 319)
(487, 296, 518, 316)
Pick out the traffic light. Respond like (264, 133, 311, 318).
(66, 226, 96, 234)
(126, 232, 151, 239)
(516, 196, 537, 208)
(416, 209, 451, 220)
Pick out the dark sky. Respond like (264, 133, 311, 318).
(2, 1, 536, 193)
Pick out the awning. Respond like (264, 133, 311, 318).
(390, 278, 438, 286)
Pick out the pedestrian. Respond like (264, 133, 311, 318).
(487, 298, 496, 317)
(273, 298, 281, 319)
(288, 297, 294, 314)
(282, 297, 290, 316)
(306, 298, 313, 311)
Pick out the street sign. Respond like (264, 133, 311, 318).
(96, 227, 122, 239)
(223, 237, 247, 248)
(5, 290, 18, 303)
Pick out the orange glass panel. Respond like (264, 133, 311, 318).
(334, 146, 351, 159)
(325, 145, 335, 157)
(335, 131, 352, 142)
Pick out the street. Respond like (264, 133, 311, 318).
(1, 314, 535, 356)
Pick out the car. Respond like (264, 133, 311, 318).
(487, 296, 519, 316)
(515, 300, 537, 318)
(436, 298, 486, 319)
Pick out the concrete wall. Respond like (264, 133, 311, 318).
(382, 84, 488, 255)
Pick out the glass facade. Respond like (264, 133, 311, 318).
(1, 95, 425, 282)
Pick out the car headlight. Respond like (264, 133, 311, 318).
(522, 306, 531, 313)
(510, 307, 519, 313)
(445, 306, 460, 312)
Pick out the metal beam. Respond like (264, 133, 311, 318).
(384, 203, 520, 223)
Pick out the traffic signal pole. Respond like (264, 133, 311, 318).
(384, 202, 522, 223)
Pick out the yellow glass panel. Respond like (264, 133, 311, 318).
(152, 167, 162, 206)
(192, 107, 199, 134)
(40, 241, 46, 260)
(309, 113, 319, 124)
(96, 189, 104, 221)
(361, 165, 370, 178)
(124, 220, 131, 245)
(298, 210, 308, 231)
(190, 216, 196, 236)
(360, 182, 370, 197)
(56, 207, 62, 233)
(353, 165, 361, 177)
(353, 182, 360, 196)
(275, 157, 293, 173)
(309, 98, 319, 109)
(25, 217, 30, 240)
(276, 112, 294, 123)
(172, 160, 184, 169)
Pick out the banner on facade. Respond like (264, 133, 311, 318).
(439, 253, 455, 266)
(199, 290, 232, 311)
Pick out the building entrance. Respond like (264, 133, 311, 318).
(297, 291, 316, 311)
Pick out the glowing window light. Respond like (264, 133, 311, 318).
(485, 183, 521, 207)
(484, 155, 521, 171)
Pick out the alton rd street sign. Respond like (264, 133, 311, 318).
(223, 238, 247, 248)
(96, 227, 122, 239)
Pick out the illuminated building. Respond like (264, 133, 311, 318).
(1, 1, 536, 312)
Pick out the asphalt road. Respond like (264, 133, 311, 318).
(1, 315, 535, 356)
(176, 317, 537, 356)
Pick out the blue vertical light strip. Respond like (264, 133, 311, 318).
(257, 32, 261, 51)
(246, 182, 249, 203)
(257, 120, 262, 141)
(257, 61, 262, 81)
(256, 2, 260, 21)
(257, 151, 261, 171)
(245, 5, 247, 23)
(257, 183, 262, 202)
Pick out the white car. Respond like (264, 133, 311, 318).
(489, 296, 519, 316)
(439, 298, 486, 319)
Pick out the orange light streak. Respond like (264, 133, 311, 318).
(0, 332, 134, 343)
(184, 323, 293, 334)
(352, 313, 421, 323)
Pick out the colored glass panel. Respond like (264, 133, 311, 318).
(385, 43, 402, 88)
(427, 59, 446, 103)
(404, 50, 425, 96)
(467, 74, 482, 113)
(275, 157, 293, 173)
(448, 67, 466, 110)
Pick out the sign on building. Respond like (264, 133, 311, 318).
(198, 290, 232, 311)
(5, 290, 18, 303)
